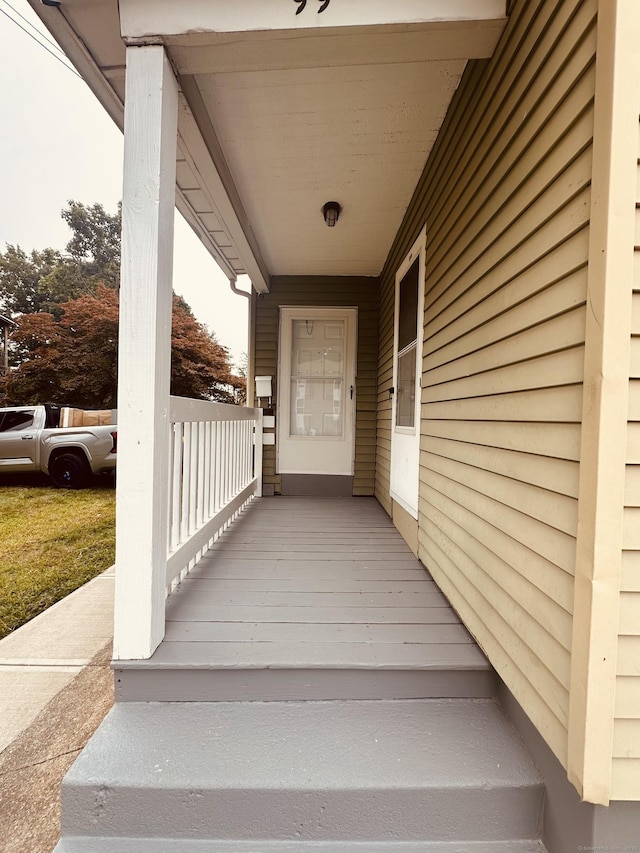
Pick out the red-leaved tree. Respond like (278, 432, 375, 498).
(0, 285, 243, 408)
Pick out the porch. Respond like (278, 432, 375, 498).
(57, 491, 548, 851)
(115, 495, 494, 702)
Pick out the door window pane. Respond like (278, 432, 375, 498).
(396, 345, 416, 428)
(398, 258, 419, 352)
(290, 319, 345, 437)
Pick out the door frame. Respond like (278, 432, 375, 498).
(277, 305, 358, 476)
(390, 225, 426, 519)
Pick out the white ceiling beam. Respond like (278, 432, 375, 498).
(120, 0, 506, 39)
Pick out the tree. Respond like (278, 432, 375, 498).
(0, 200, 244, 407)
(2, 285, 119, 407)
(0, 201, 121, 318)
(0, 285, 242, 408)
(170, 295, 243, 403)
(0, 245, 64, 315)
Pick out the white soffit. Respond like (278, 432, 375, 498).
(165, 17, 504, 276)
(191, 58, 466, 277)
(28, 0, 507, 283)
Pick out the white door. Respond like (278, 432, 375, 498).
(278, 307, 357, 475)
(390, 227, 426, 518)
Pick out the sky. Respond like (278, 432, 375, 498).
(0, 0, 249, 368)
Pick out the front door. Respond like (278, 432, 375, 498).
(390, 228, 426, 518)
(278, 307, 357, 477)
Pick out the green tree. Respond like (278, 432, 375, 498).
(0, 245, 64, 315)
(0, 201, 121, 318)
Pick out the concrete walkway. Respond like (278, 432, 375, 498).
(0, 566, 114, 752)
(0, 567, 115, 853)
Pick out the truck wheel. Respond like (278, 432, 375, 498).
(50, 452, 91, 489)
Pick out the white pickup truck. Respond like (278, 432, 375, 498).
(0, 405, 117, 488)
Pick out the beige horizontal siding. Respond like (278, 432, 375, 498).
(255, 276, 378, 495)
(617, 636, 640, 676)
(611, 760, 640, 800)
(622, 550, 640, 592)
(420, 530, 569, 765)
(376, 0, 595, 775)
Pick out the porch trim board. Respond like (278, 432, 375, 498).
(119, 0, 508, 39)
(568, 0, 639, 805)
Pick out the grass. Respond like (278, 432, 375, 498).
(0, 476, 115, 639)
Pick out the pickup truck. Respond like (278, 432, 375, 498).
(0, 405, 117, 488)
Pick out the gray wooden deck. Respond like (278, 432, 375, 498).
(115, 497, 494, 701)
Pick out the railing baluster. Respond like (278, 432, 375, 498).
(213, 420, 220, 515)
(181, 421, 191, 543)
(203, 420, 211, 522)
(190, 422, 197, 536)
(223, 420, 229, 507)
(171, 423, 181, 551)
(196, 421, 205, 530)
(232, 422, 237, 497)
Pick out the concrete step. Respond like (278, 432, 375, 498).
(57, 698, 544, 847)
(56, 839, 549, 852)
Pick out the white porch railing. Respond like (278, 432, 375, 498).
(166, 396, 263, 589)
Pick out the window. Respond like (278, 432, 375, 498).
(0, 411, 35, 432)
(395, 257, 420, 428)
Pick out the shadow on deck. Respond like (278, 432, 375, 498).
(115, 496, 495, 701)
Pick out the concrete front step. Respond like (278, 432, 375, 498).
(56, 839, 549, 852)
(57, 698, 544, 847)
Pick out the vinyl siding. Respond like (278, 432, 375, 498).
(612, 113, 640, 799)
(255, 276, 378, 495)
(376, 0, 595, 768)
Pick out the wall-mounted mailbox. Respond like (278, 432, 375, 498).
(255, 375, 273, 399)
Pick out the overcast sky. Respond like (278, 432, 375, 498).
(0, 0, 248, 367)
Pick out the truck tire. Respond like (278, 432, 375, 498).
(49, 452, 92, 489)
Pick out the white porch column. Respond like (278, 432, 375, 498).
(113, 45, 179, 660)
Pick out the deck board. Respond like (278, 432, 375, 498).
(162, 621, 475, 644)
(117, 497, 493, 701)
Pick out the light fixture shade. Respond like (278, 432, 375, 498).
(322, 201, 341, 227)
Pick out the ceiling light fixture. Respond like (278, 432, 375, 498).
(322, 201, 341, 228)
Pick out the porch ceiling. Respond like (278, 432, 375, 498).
(27, 1, 507, 289)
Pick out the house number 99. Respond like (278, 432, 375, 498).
(294, 0, 332, 14)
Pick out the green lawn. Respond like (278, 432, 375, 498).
(0, 477, 115, 639)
